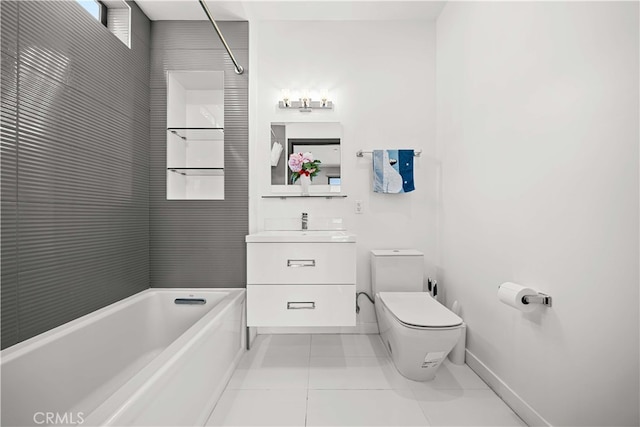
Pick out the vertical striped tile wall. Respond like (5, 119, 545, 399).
(1, 0, 19, 349)
(149, 21, 248, 288)
(0, 1, 150, 349)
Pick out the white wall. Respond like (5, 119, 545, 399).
(436, 2, 639, 426)
(249, 20, 437, 331)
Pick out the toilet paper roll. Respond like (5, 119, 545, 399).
(498, 282, 537, 312)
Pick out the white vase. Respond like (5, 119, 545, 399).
(300, 174, 311, 196)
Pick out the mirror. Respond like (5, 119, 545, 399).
(270, 122, 341, 191)
(166, 71, 224, 200)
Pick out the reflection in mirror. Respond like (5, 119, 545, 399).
(270, 122, 341, 191)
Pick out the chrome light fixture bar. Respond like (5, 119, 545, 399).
(278, 99, 334, 112)
(278, 90, 333, 112)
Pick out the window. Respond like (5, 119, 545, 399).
(76, 1, 107, 26)
(75, 0, 131, 49)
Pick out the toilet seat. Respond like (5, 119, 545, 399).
(378, 292, 463, 329)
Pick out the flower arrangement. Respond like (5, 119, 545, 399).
(288, 152, 321, 183)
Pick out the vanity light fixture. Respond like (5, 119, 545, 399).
(278, 89, 334, 112)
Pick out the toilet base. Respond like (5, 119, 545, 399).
(376, 295, 462, 382)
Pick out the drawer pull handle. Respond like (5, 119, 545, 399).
(287, 302, 316, 310)
(287, 259, 316, 268)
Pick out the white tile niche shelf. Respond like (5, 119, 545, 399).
(167, 131, 224, 170)
(166, 70, 224, 200)
(167, 168, 224, 176)
(167, 128, 223, 141)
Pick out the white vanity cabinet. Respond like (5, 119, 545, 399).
(246, 232, 356, 327)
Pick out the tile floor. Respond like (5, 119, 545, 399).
(206, 334, 527, 426)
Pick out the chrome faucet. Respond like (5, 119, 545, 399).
(301, 212, 308, 230)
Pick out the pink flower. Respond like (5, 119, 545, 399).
(288, 153, 303, 172)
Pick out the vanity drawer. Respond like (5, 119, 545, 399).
(247, 242, 356, 285)
(247, 284, 356, 327)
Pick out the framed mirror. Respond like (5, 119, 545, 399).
(270, 122, 342, 194)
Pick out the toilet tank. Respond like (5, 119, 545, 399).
(371, 250, 424, 294)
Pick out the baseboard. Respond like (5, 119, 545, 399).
(465, 349, 551, 427)
(257, 322, 379, 335)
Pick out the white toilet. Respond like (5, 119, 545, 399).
(372, 249, 464, 381)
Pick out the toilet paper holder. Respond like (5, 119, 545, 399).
(522, 292, 552, 307)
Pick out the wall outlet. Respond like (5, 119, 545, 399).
(355, 200, 364, 214)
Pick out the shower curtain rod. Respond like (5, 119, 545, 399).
(198, 0, 245, 75)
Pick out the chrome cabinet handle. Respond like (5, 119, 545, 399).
(287, 302, 316, 310)
(287, 259, 316, 267)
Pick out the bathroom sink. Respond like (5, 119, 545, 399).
(245, 230, 356, 243)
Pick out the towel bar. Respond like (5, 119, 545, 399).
(356, 149, 422, 157)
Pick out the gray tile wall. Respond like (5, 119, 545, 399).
(0, 1, 151, 349)
(149, 21, 248, 288)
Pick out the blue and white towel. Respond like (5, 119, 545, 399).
(372, 149, 415, 193)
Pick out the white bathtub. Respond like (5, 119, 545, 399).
(1, 288, 246, 427)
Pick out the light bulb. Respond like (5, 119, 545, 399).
(320, 90, 329, 107)
(300, 89, 310, 109)
(281, 89, 291, 107)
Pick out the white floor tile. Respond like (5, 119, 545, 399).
(226, 355, 309, 390)
(228, 334, 311, 389)
(307, 389, 429, 426)
(240, 334, 311, 369)
(413, 388, 526, 426)
(205, 389, 307, 426)
(407, 360, 490, 391)
(310, 334, 388, 358)
(214, 335, 525, 427)
(309, 356, 411, 390)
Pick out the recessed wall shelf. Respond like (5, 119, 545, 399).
(262, 194, 347, 199)
(168, 168, 224, 176)
(166, 70, 225, 200)
(168, 128, 224, 141)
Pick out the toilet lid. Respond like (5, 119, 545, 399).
(378, 292, 463, 328)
